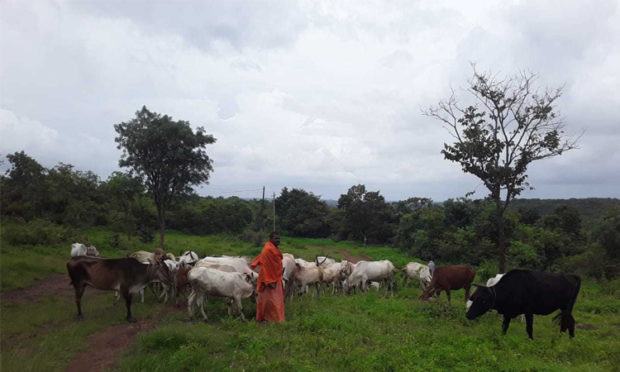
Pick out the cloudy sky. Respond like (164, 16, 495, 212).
(1, 0, 619, 202)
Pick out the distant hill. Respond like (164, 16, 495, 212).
(323, 199, 338, 207)
(509, 198, 620, 229)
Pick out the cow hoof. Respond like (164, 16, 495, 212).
(127, 317, 137, 323)
(76, 314, 84, 321)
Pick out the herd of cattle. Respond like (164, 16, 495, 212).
(66, 242, 581, 339)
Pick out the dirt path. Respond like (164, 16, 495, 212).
(1, 274, 75, 303)
(322, 246, 372, 263)
(1, 274, 179, 372)
(66, 304, 184, 372)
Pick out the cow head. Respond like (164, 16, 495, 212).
(86, 245, 100, 257)
(465, 284, 495, 320)
(418, 287, 434, 301)
(149, 255, 173, 285)
(315, 256, 328, 267)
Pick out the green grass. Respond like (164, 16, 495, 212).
(1, 226, 619, 371)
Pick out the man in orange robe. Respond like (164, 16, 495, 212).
(251, 231, 285, 322)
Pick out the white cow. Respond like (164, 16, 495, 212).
(198, 256, 258, 283)
(402, 262, 431, 290)
(187, 266, 255, 321)
(179, 251, 199, 265)
(293, 261, 324, 297)
(315, 256, 336, 267)
(321, 262, 346, 294)
(128, 250, 153, 264)
(194, 261, 237, 273)
(344, 260, 396, 293)
(70, 243, 99, 257)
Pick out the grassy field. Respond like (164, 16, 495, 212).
(1, 227, 619, 371)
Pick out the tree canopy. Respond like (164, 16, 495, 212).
(425, 67, 578, 272)
(114, 106, 216, 247)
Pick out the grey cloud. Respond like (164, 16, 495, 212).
(73, 0, 309, 52)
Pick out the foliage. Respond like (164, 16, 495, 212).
(0, 151, 47, 220)
(337, 184, 394, 245)
(425, 67, 577, 271)
(1, 218, 72, 246)
(114, 106, 216, 247)
(169, 196, 253, 235)
(276, 188, 330, 238)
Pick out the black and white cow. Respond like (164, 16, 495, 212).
(466, 269, 581, 339)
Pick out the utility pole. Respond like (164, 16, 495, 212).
(260, 186, 265, 233)
(272, 192, 276, 232)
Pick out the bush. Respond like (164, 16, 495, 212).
(2, 218, 71, 245)
(239, 228, 264, 247)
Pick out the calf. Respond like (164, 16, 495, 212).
(466, 269, 581, 339)
(67, 256, 171, 322)
(187, 266, 255, 321)
(419, 265, 475, 304)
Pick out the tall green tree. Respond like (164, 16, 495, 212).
(114, 106, 216, 247)
(338, 184, 393, 245)
(276, 187, 330, 237)
(1, 151, 47, 220)
(425, 67, 577, 272)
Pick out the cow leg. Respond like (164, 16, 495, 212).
(235, 297, 247, 321)
(198, 294, 208, 321)
(226, 298, 234, 317)
(445, 290, 451, 305)
(113, 290, 120, 305)
(464, 286, 471, 303)
(568, 314, 576, 338)
(525, 313, 534, 339)
(187, 290, 195, 319)
(74, 283, 86, 320)
(123, 289, 136, 323)
(502, 315, 512, 335)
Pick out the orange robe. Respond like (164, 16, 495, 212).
(251, 241, 285, 322)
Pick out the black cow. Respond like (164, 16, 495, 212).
(67, 256, 171, 322)
(466, 269, 581, 339)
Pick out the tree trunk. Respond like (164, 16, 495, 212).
(493, 191, 507, 273)
(497, 214, 506, 273)
(157, 201, 166, 248)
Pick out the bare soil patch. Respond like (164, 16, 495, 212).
(1, 274, 73, 303)
(1, 274, 183, 372)
(66, 304, 184, 372)
(322, 246, 372, 263)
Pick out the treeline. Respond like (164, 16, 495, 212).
(1, 151, 619, 279)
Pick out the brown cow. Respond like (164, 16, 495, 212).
(419, 265, 475, 304)
(67, 256, 171, 322)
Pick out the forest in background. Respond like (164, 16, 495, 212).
(2, 151, 619, 280)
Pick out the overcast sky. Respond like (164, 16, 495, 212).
(1, 0, 619, 202)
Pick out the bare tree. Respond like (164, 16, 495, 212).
(424, 67, 578, 272)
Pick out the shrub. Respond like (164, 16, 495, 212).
(2, 218, 70, 246)
(239, 228, 264, 247)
